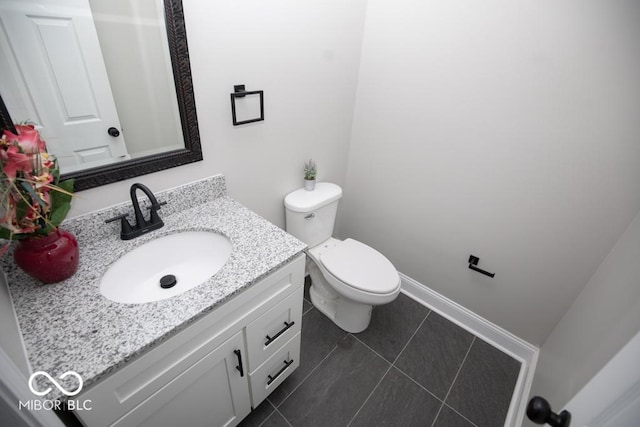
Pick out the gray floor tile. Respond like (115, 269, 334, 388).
(394, 312, 474, 399)
(302, 299, 312, 315)
(277, 335, 389, 427)
(265, 288, 520, 427)
(261, 410, 291, 427)
(433, 405, 476, 427)
(350, 367, 441, 427)
(446, 339, 521, 427)
(267, 307, 348, 406)
(354, 293, 430, 362)
(238, 399, 276, 427)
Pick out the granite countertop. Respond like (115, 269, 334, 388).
(3, 175, 306, 399)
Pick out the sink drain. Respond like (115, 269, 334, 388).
(160, 274, 177, 289)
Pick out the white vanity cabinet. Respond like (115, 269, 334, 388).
(111, 330, 250, 427)
(75, 254, 305, 427)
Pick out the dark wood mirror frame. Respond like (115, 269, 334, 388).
(0, 0, 202, 191)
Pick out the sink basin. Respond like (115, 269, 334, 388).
(100, 231, 232, 304)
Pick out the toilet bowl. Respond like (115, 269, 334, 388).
(284, 183, 400, 333)
(306, 237, 400, 332)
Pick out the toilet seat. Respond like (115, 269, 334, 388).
(319, 238, 399, 294)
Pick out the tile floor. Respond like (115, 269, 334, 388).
(240, 279, 521, 427)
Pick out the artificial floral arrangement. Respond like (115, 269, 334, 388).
(304, 158, 317, 181)
(0, 124, 74, 256)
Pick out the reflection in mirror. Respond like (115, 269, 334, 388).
(0, 0, 202, 191)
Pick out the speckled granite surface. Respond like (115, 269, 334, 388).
(2, 174, 306, 399)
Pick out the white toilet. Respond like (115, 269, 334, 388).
(284, 182, 401, 333)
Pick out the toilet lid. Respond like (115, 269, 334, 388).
(319, 239, 399, 294)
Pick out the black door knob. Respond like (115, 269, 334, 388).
(527, 396, 571, 427)
(107, 127, 120, 137)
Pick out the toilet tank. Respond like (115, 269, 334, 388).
(284, 182, 342, 247)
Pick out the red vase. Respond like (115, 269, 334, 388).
(13, 228, 79, 284)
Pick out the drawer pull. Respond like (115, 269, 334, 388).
(233, 349, 244, 377)
(265, 321, 295, 347)
(267, 359, 294, 386)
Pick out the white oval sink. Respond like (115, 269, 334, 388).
(100, 231, 231, 304)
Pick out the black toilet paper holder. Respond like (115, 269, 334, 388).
(468, 255, 495, 278)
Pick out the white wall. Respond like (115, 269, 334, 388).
(530, 208, 640, 412)
(28, 0, 640, 347)
(89, 0, 184, 157)
(69, 0, 367, 229)
(339, 0, 640, 344)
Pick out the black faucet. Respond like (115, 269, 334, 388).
(105, 183, 166, 240)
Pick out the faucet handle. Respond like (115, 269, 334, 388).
(147, 200, 167, 211)
(146, 200, 166, 227)
(105, 213, 129, 224)
(105, 213, 134, 236)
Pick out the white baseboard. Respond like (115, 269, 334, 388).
(399, 273, 538, 427)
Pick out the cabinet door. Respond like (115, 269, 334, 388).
(112, 331, 250, 427)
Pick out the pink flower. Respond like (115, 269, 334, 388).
(0, 123, 73, 243)
(2, 124, 46, 154)
(0, 146, 34, 180)
(40, 153, 54, 169)
(30, 172, 54, 188)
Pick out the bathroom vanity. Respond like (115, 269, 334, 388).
(77, 255, 304, 426)
(2, 175, 307, 426)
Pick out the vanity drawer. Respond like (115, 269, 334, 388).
(249, 332, 301, 407)
(245, 286, 303, 372)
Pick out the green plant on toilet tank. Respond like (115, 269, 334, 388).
(304, 159, 317, 191)
(304, 159, 317, 180)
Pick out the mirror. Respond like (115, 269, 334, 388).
(0, 0, 202, 191)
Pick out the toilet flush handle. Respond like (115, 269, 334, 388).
(305, 213, 315, 220)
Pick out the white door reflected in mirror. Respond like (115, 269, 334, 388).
(0, 0, 184, 174)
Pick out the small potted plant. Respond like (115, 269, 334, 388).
(304, 159, 317, 191)
(0, 123, 77, 283)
